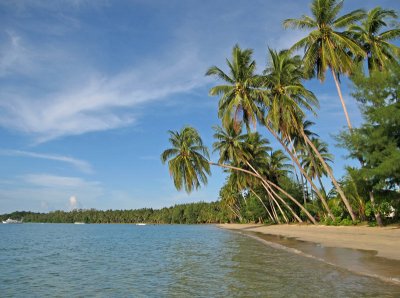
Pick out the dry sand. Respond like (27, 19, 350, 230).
(217, 224, 400, 261)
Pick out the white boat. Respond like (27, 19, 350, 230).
(74, 222, 85, 224)
(2, 218, 23, 224)
(136, 223, 146, 226)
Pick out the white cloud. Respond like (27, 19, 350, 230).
(69, 195, 78, 209)
(0, 149, 93, 173)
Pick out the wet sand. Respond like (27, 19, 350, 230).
(217, 224, 400, 284)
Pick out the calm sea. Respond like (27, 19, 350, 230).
(1, 224, 399, 297)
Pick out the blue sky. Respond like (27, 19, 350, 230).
(0, 0, 399, 213)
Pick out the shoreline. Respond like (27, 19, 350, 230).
(217, 223, 400, 284)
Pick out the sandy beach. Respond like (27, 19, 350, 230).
(217, 224, 400, 260)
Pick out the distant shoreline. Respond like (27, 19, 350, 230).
(217, 223, 400, 285)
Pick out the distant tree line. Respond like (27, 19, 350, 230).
(0, 201, 250, 224)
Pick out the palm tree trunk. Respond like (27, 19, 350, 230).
(244, 161, 302, 223)
(250, 188, 275, 223)
(228, 205, 242, 222)
(263, 181, 303, 223)
(262, 181, 289, 223)
(331, 68, 352, 130)
(266, 180, 317, 224)
(269, 198, 281, 224)
(265, 124, 335, 220)
(287, 135, 308, 204)
(369, 191, 383, 227)
(316, 173, 327, 198)
(302, 131, 357, 222)
(210, 161, 317, 224)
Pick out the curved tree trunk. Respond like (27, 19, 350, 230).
(317, 173, 327, 197)
(287, 136, 308, 205)
(265, 124, 335, 221)
(269, 191, 289, 223)
(262, 181, 303, 223)
(250, 188, 275, 223)
(266, 180, 317, 225)
(302, 131, 356, 222)
(331, 68, 352, 130)
(228, 205, 242, 222)
(209, 161, 317, 224)
(244, 161, 302, 223)
(269, 198, 281, 224)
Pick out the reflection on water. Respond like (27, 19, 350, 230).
(0, 224, 399, 297)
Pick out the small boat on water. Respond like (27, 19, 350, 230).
(136, 223, 146, 226)
(2, 218, 23, 224)
(74, 222, 85, 224)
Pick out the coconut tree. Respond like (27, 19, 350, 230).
(263, 48, 358, 221)
(348, 7, 400, 73)
(161, 127, 211, 193)
(261, 48, 338, 220)
(283, 0, 366, 129)
(213, 125, 312, 223)
(206, 44, 266, 131)
(263, 49, 318, 137)
(212, 122, 250, 164)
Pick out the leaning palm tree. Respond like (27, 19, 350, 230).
(263, 49, 318, 137)
(161, 127, 211, 193)
(284, 0, 366, 129)
(206, 44, 266, 131)
(213, 125, 315, 224)
(262, 48, 357, 221)
(348, 6, 400, 73)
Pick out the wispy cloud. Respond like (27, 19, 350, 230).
(0, 31, 205, 143)
(0, 149, 93, 173)
(22, 173, 99, 188)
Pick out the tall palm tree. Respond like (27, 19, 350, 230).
(348, 7, 400, 73)
(263, 49, 319, 136)
(284, 0, 366, 129)
(261, 48, 339, 220)
(263, 48, 358, 221)
(206, 44, 266, 131)
(161, 127, 211, 193)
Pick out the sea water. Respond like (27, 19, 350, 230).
(1, 224, 399, 297)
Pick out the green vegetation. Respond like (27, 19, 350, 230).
(162, 0, 399, 226)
